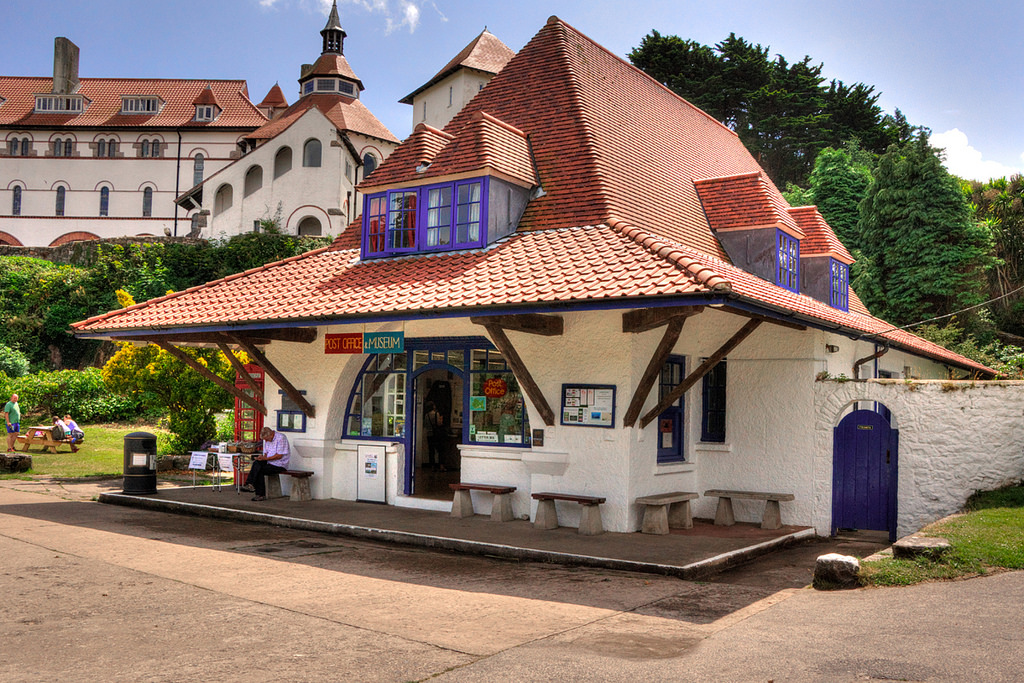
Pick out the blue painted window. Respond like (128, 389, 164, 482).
(830, 258, 849, 311)
(776, 230, 800, 292)
(362, 177, 488, 258)
(276, 390, 308, 433)
(657, 356, 685, 464)
(701, 360, 727, 443)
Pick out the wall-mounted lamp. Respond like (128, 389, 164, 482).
(825, 344, 840, 354)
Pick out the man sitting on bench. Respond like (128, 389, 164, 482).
(241, 426, 290, 501)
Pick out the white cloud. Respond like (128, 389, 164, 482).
(931, 128, 1024, 182)
(259, 1, 423, 33)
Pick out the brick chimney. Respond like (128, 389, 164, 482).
(52, 37, 80, 95)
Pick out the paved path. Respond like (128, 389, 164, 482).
(0, 478, 1020, 682)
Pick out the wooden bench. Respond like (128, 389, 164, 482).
(265, 470, 314, 502)
(531, 492, 606, 535)
(449, 483, 517, 521)
(704, 489, 795, 530)
(635, 491, 699, 534)
(15, 426, 74, 454)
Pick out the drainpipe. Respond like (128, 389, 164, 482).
(853, 344, 889, 379)
(173, 129, 182, 236)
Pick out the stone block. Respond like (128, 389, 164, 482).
(813, 553, 861, 590)
(892, 535, 952, 560)
(0, 453, 32, 473)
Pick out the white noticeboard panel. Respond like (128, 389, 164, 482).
(357, 444, 387, 503)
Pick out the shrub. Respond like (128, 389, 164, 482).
(0, 345, 29, 378)
(215, 410, 236, 441)
(2, 367, 146, 423)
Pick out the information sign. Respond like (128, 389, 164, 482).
(188, 451, 209, 470)
(560, 384, 616, 428)
(325, 332, 404, 354)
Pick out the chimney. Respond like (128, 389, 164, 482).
(52, 37, 80, 95)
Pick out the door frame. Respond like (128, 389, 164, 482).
(832, 408, 899, 541)
(406, 362, 466, 495)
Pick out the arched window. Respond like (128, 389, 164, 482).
(11, 186, 21, 216)
(244, 165, 263, 197)
(21, 138, 31, 156)
(302, 139, 321, 168)
(150, 140, 160, 158)
(53, 139, 63, 157)
(192, 154, 204, 187)
(363, 152, 378, 177)
(214, 184, 233, 216)
(8, 139, 17, 155)
(99, 187, 109, 216)
(274, 147, 292, 178)
(55, 186, 65, 216)
(65, 139, 72, 157)
(143, 187, 153, 217)
(297, 216, 322, 236)
(107, 140, 117, 158)
(141, 140, 150, 157)
(97, 139, 106, 157)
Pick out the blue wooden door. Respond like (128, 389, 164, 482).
(832, 409, 899, 541)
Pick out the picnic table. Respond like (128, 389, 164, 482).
(16, 425, 73, 454)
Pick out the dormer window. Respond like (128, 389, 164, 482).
(304, 78, 357, 98)
(776, 230, 800, 293)
(121, 96, 161, 114)
(35, 95, 83, 113)
(194, 105, 216, 122)
(830, 259, 849, 311)
(362, 178, 488, 258)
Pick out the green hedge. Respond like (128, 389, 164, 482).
(0, 368, 145, 423)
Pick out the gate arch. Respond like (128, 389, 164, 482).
(832, 409, 899, 541)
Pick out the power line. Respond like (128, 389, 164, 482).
(863, 283, 1024, 342)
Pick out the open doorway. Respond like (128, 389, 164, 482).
(410, 367, 464, 499)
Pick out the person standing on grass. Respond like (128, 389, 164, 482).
(4, 394, 20, 453)
(241, 426, 290, 501)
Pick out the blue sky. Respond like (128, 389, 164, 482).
(4, 0, 1022, 182)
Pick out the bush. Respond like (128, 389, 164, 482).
(215, 410, 236, 441)
(0, 345, 29, 378)
(3, 367, 146, 423)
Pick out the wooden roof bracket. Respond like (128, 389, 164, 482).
(622, 316, 687, 428)
(216, 338, 265, 403)
(228, 334, 316, 419)
(471, 315, 561, 426)
(621, 305, 704, 334)
(639, 318, 762, 429)
(154, 341, 267, 416)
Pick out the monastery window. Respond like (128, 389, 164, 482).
(194, 105, 216, 122)
(303, 81, 314, 96)
(99, 187, 109, 216)
(121, 97, 160, 114)
(143, 187, 153, 217)
(362, 152, 377, 177)
(192, 154, 204, 187)
(96, 139, 118, 158)
(11, 186, 22, 216)
(700, 361, 727, 443)
(55, 186, 66, 217)
(273, 147, 292, 178)
(244, 165, 263, 197)
(830, 259, 849, 311)
(297, 216, 322, 236)
(657, 356, 686, 464)
(214, 183, 233, 216)
(140, 139, 161, 158)
(776, 230, 800, 293)
(22, 138, 31, 156)
(8, 138, 30, 156)
(302, 139, 322, 168)
(34, 95, 83, 113)
(53, 138, 73, 157)
(362, 178, 488, 258)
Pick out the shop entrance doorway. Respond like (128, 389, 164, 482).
(410, 366, 464, 499)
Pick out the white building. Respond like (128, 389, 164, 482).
(0, 37, 269, 247)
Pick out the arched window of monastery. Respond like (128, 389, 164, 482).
(302, 139, 321, 168)
(362, 152, 378, 178)
(55, 186, 66, 216)
(193, 154, 205, 187)
(274, 146, 292, 178)
(214, 184, 233, 216)
(244, 165, 263, 197)
(11, 186, 22, 216)
(143, 187, 153, 217)
(297, 216, 322, 236)
(99, 187, 110, 216)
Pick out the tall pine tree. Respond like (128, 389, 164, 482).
(807, 144, 873, 249)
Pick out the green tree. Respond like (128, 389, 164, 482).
(806, 144, 873, 249)
(966, 174, 1024, 335)
(857, 133, 994, 325)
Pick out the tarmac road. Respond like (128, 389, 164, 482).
(0, 477, 1021, 682)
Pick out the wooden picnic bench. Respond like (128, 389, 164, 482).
(449, 482, 517, 521)
(531, 492, 606, 536)
(265, 470, 314, 501)
(704, 489, 795, 530)
(635, 491, 699, 534)
(16, 426, 74, 454)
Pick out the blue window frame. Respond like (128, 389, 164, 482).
(830, 258, 849, 311)
(362, 177, 488, 258)
(276, 390, 308, 433)
(657, 356, 685, 464)
(701, 360, 727, 443)
(776, 230, 800, 292)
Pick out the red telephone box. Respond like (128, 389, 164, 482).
(234, 364, 265, 442)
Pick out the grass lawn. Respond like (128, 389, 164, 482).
(861, 484, 1024, 586)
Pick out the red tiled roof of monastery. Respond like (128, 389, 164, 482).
(192, 87, 220, 106)
(304, 54, 364, 90)
(246, 93, 397, 143)
(788, 206, 855, 263)
(400, 29, 515, 104)
(258, 84, 289, 108)
(0, 77, 267, 128)
(694, 171, 802, 236)
(361, 123, 453, 185)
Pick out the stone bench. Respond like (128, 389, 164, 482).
(704, 489, 795, 530)
(266, 470, 314, 502)
(449, 483, 517, 521)
(635, 491, 699, 534)
(531, 492, 606, 536)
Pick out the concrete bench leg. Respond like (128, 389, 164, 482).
(714, 496, 735, 526)
(490, 492, 514, 522)
(578, 504, 604, 536)
(290, 477, 312, 502)
(451, 489, 475, 518)
(265, 474, 283, 499)
(761, 500, 782, 530)
(641, 504, 670, 535)
(668, 500, 693, 529)
(534, 499, 559, 529)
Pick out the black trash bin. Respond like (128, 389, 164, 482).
(123, 431, 158, 494)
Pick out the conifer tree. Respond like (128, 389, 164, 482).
(807, 144, 873, 249)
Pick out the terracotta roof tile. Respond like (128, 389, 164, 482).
(400, 29, 515, 104)
(360, 123, 453, 186)
(788, 206, 854, 263)
(258, 84, 289, 108)
(192, 87, 220, 107)
(694, 171, 802, 235)
(305, 54, 363, 90)
(246, 93, 397, 143)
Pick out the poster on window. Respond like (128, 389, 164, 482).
(560, 384, 616, 428)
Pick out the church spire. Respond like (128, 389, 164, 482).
(321, 0, 346, 55)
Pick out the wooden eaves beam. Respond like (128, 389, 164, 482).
(720, 306, 806, 331)
(639, 318, 763, 429)
(622, 316, 688, 428)
(154, 341, 267, 415)
(469, 314, 563, 336)
(229, 334, 316, 419)
(122, 327, 319, 345)
(621, 306, 704, 334)
(216, 340, 265, 404)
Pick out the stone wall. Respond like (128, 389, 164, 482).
(813, 379, 1024, 537)
(0, 235, 204, 265)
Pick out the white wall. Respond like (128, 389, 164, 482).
(410, 69, 493, 132)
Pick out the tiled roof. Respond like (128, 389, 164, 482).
(400, 29, 515, 104)
(304, 54, 363, 90)
(0, 77, 267, 128)
(361, 123, 453, 185)
(694, 172, 802, 235)
(788, 206, 854, 263)
(258, 84, 289, 108)
(245, 93, 397, 143)
(192, 87, 220, 107)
